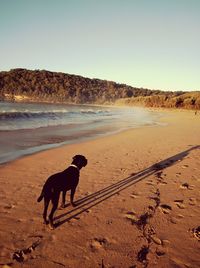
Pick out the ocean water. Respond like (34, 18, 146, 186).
(0, 101, 163, 164)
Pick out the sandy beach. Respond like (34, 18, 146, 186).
(0, 109, 200, 268)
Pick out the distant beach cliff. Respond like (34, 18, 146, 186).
(0, 68, 199, 109)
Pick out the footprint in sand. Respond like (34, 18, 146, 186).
(159, 204, 172, 214)
(137, 245, 149, 264)
(106, 219, 113, 225)
(155, 171, 163, 178)
(90, 238, 109, 251)
(155, 172, 168, 185)
(120, 168, 128, 174)
(189, 197, 197, 206)
(85, 191, 92, 196)
(146, 181, 156, 186)
(191, 226, 200, 241)
(162, 239, 171, 247)
(170, 217, 179, 224)
(170, 214, 184, 224)
(130, 191, 140, 199)
(180, 183, 194, 190)
(177, 214, 184, 219)
(159, 181, 167, 185)
(174, 200, 186, 209)
(180, 183, 189, 189)
(177, 203, 186, 209)
(4, 204, 15, 209)
(156, 247, 166, 256)
(174, 199, 184, 204)
(130, 194, 139, 199)
(182, 164, 189, 169)
(124, 211, 138, 224)
(72, 216, 81, 220)
(150, 236, 162, 245)
(12, 239, 41, 263)
(85, 209, 92, 213)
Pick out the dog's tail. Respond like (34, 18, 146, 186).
(37, 192, 44, 202)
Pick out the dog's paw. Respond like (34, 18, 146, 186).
(59, 204, 66, 210)
(71, 202, 77, 207)
(48, 221, 55, 230)
(49, 224, 55, 230)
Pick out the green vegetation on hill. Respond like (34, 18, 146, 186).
(115, 92, 200, 110)
(0, 68, 199, 109)
(0, 68, 157, 104)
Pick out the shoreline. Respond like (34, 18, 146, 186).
(0, 107, 196, 167)
(0, 109, 200, 267)
(0, 105, 164, 165)
(0, 119, 164, 166)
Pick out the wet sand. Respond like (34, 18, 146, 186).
(0, 124, 113, 164)
(0, 109, 200, 267)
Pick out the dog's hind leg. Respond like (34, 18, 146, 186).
(48, 193, 60, 229)
(43, 196, 50, 224)
(60, 190, 67, 208)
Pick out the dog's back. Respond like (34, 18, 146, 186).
(55, 166, 80, 191)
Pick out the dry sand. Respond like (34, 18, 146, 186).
(0, 109, 200, 268)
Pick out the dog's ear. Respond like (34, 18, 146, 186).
(82, 158, 88, 167)
(73, 155, 82, 161)
(73, 155, 78, 161)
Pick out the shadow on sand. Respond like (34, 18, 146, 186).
(54, 145, 200, 228)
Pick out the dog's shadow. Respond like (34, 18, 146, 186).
(54, 145, 200, 228)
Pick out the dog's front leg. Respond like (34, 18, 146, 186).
(70, 187, 77, 207)
(60, 190, 67, 208)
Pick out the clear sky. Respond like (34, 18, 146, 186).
(0, 0, 199, 91)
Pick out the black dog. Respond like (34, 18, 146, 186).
(37, 155, 87, 229)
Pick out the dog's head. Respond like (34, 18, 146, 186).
(72, 155, 88, 169)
